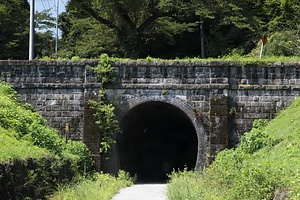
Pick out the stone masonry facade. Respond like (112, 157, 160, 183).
(0, 60, 300, 169)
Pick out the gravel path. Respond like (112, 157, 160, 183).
(112, 184, 167, 200)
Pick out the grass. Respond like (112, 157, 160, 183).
(0, 128, 50, 161)
(167, 97, 300, 200)
(49, 170, 134, 200)
(0, 79, 132, 199)
(39, 53, 300, 63)
(120, 55, 300, 64)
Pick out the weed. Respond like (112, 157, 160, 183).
(167, 97, 300, 199)
(49, 171, 133, 200)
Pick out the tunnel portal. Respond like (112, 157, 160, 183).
(119, 101, 198, 183)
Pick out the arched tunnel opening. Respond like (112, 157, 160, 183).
(119, 101, 198, 183)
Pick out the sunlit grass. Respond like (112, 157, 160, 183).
(0, 127, 50, 161)
(167, 97, 300, 200)
(38, 54, 300, 63)
(49, 171, 134, 200)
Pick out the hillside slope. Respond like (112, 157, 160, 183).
(0, 82, 93, 199)
(168, 97, 300, 200)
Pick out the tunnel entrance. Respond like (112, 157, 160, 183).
(119, 101, 198, 183)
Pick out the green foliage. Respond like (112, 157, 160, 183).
(49, 171, 133, 200)
(34, 9, 57, 58)
(92, 54, 116, 84)
(263, 0, 300, 31)
(0, 0, 30, 59)
(0, 1, 56, 59)
(89, 91, 119, 154)
(0, 82, 92, 171)
(0, 82, 63, 154)
(0, 128, 50, 161)
(263, 30, 300, 57)
(0, 82, 96, 198)
(161, 90, 168, 95)
(28, 123, 64, 154)
(59, 0, 263, 58)
(58, 16, 119, 58)
(0, 156, 79, 199)
(88, 54, 120, 154)
(167, 168, 205, 200)
(238, 119, 281, 154)
(168, 97, 300, 199)
(66, 140, 94, 173)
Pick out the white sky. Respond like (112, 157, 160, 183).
(34, 0, 67, 15)
(29, 0, 68, 37)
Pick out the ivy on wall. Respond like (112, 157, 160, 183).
(88, 54, 120, 154)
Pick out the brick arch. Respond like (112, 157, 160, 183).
(118, 95, 207, 171)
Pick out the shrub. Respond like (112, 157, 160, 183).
(238, 119, 281, 154)
(264, 30, 300, 57)
(66, 140, 94, 173)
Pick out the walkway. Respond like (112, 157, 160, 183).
(112, 184, 167, 200)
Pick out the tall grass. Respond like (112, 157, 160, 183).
(0, 127, 50, 161)
(167, 98, 300, 200)
(49, 170, 134, 200)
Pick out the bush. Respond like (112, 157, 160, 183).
(66, 140, 94, 173)
(0, 82, 64, 154)
(264, 30, 300, 57)
(238, 120, 281, 154)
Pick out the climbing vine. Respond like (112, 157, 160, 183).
(88, 54, 119, 154)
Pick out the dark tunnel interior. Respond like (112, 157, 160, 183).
(119, 101, 198, 183)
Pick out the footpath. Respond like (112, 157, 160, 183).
(112, 184, 167, 200)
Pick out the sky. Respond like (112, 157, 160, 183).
(34, 0, 67, 15)
(30, 0, 68, 37)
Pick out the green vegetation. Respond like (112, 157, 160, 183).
(0, 82, 94, 198)
(58, 0, 300, 59)
(0, 60, 130, 198)
(0, 1, 56, 59)
(167, 98, 300, 200)
(0, 82, 92, 164)
(0, 127, 50, 161)
(89, 54, 120, 154)
(1, 0, 300, 60)
(49, 170, 133, 200)
(0, 82, 63, 155)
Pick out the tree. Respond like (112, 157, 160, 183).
(204, 0, 264, 56)
(59, 0, 267, 58)
(0, 1, 56, 59)
(34, 9, 56, 58)
(60, 0, 216, 58)
(259, 0, 300, 56)
(0, 0, 30, 59)
(263, 0, 300, 31)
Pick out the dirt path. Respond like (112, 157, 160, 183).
(112, 184, 167, 200)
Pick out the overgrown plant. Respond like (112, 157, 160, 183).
(0, 82, 94, 199)
(238, 119, 281, 154)
(167, 98, 300, 200)
(49, 170, 133, 200)
(89, 54, 120, 154)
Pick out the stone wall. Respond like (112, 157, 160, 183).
(0, 60, 101, 141)
(108, 60, 300, 148)
(1, 60, 300, 169)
